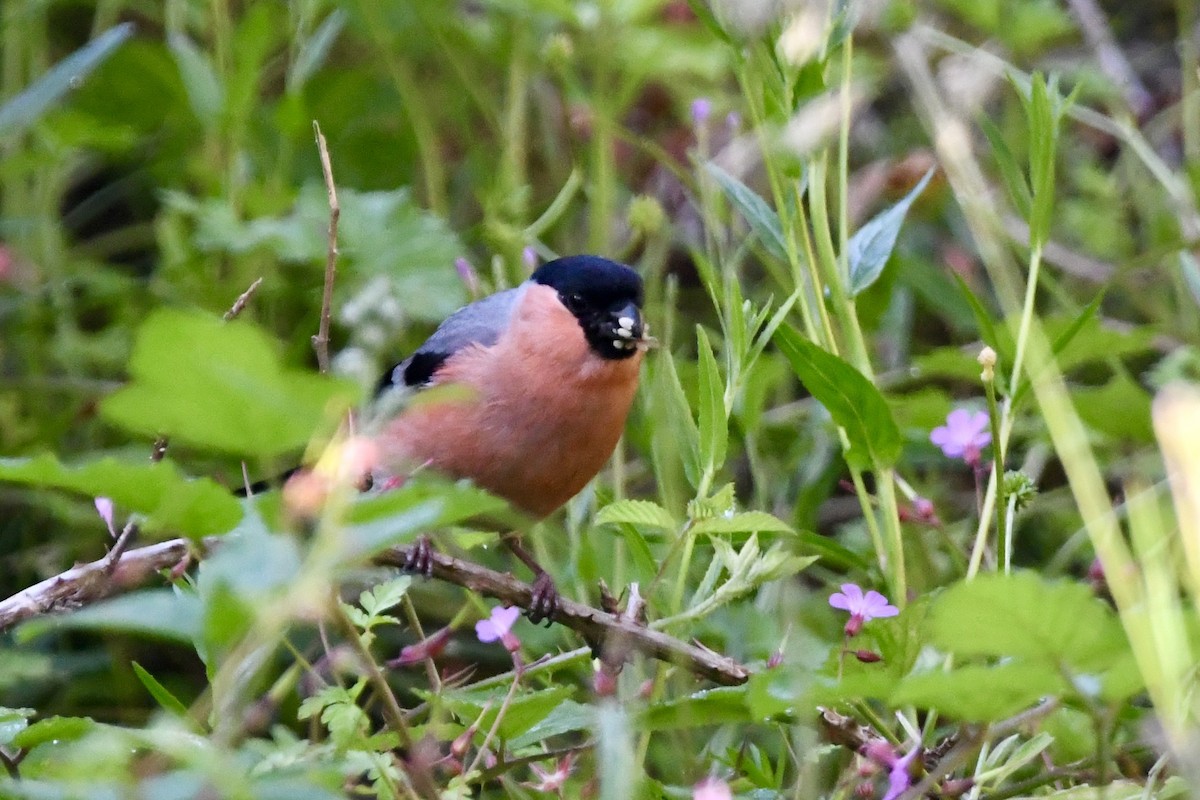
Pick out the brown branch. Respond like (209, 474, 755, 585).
(0, 537, 751, 686)
(311, 121, 340, 374)
(0, 538, 195, 630)
(375, 546, 751, 686)
(223, 276, 263, 322)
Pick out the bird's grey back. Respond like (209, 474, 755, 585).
(378, 285, 523, 391)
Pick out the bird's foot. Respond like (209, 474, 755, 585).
(402, 535, 435, 578)
(528, 572, 559, 626)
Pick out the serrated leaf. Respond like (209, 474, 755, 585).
(101, 309, 360, 458)
(0, 23, 134, 138)
(695, 326, 727, 475)
(11, 715, 96, 750)
(705, 163, 789, 262)
(509, 700, 595, 749)
(167, 33, 225, 124)
(0, 453, 241, 538)
(595, 500, 677, 531)
(928, 573, 1125, 670)
(132, 661, 191, 719)
(891, 661, 1064, 722)
(773, 325, 901, 469)
(691, 511, 794, 536)
(847, 168, 934, 295)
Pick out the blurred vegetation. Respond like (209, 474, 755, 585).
(2, 0, 1200, 797)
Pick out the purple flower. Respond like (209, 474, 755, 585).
(930, 408, 992, 466)
(454, 256, 481, 298)
(691, 97, 712, 126)
(829, 583, 898, 637)
(725, 110, 741, 131)
(882, 746, 920, 800)
(95, 497, 116, 538)
(476, 605, 521, 652)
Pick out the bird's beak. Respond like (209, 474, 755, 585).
(610, 301, 644, 344)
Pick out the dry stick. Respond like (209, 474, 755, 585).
(102, 279, 265, 574)
(0, 537, 751, 686)
(375, 545, 751, 686)
(312, 121, 340, 374)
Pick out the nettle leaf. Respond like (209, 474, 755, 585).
(773, 325, 901, 469)
(509, 700, 595, 749)
(101, 309, 360, 458)
(595, 500, 677, 532)
(928, 573, 1127, 670)
(0, 23, 134, 138)
(891, 661, 1065, 722)
(639, 686, 751, 731)
(0, 453, 241, 538)
(705, 163, 789, 262)
(847, 167, 934, 295)
(691, 511, 794, 536)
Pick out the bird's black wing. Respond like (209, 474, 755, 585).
(376, 287, 521, 393)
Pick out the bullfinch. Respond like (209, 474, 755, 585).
(368, 254, 649, 618)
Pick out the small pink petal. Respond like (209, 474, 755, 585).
(94, 497, 116, 537)
(693, 777, 732, 800)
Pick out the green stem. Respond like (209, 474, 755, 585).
(984, 372, 1007, 570)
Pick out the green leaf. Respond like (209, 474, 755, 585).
(100, 309, 360, 458)
(0, 707, 34, 747)
(695, 326, 728, 475)
(657, 350, 702, 486)
(1073, 374, 1155, 443)
(18, 589, 202, 645)
(509, 700, 595, 749)
(773, 325, 902, 469)
(0, 453, 241, 538)
(131, 662, 191, 719)
(794, 530, 870, 571)
(167, 33, 225, 125)
(442, 686, 572, 741)
(11, 716, 96, 750)
(595, 500, 677, 531)
(0, 23, 134, 138)
(638, 686, 751, 731)
(847, 168, 935, 295)
(927, 573, 1125, 670)
(980, 117, 1032, 219)
(951, 272, 1003, 356)
(691, 511, 794, 536)
(891, 661, 1065, 722)
(705, 163, 789, 262)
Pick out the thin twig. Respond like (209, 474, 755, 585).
(375, 546, 751, 686)
(0, 537, 752, 686)
(312, 121, 340, 374)
(223, 276, 264, 321)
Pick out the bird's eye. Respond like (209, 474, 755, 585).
(564, 292, 585, 312)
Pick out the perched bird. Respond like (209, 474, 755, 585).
(369, 254, 649, 618)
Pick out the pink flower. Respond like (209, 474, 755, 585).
(882, 746, 920, 800)
(524, 754, 574, 793)
(95, 497, 116, 538)
(387, 627, 452, 668)
(693, 776, 732, 800)
(829, 583, 898, 637)
(930, 409, 992, 466)
(691, 97, 712, 126)
(476, 606, 521, 652)
(455, 256, 481, 297)
(523, 246, 538, 270)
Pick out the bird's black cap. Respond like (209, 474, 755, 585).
(531, 255, 643, 310)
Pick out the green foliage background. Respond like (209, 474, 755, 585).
(2, 0, 1199, 798)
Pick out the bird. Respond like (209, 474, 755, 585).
(366, 254, 649, 619)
